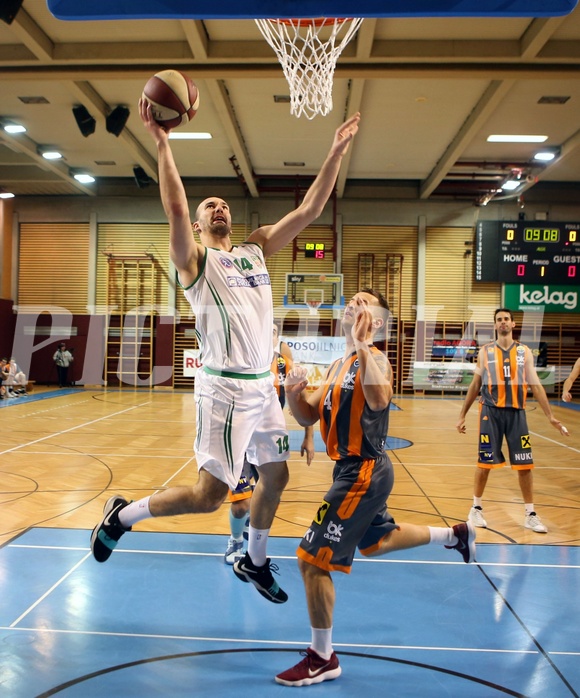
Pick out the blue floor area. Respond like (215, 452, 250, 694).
(0, 387, 78, 407)
(288, 429, 411, 452)
(1, 529, 579, 698)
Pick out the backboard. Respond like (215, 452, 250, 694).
(48, 0, 578, 20)
(284, 272, 344, 311)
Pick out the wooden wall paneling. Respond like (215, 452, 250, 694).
(343, 225, 418, 321)
(425, 226, 501, 322)
(96, 223, 171, 311)
(19, 223, 90, 314)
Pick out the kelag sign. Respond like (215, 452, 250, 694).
(504, 284, 579, 313)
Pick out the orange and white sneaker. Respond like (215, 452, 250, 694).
(275, 648, 341, 686)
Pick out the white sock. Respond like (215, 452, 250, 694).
(473, 497, 483, 508)
(229, 509, 246, 540)
(311, 627, 333, 660)
(428, 527, 455, 545)
(247, 525, 269, 567)
(118, 496, 151, 528)
(525, 503, 535, 515)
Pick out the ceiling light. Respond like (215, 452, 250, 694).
(0, 191, 15, 199)
(487, 135, 548, 143)
(501, 180, 521, 191)
(3, 122, 26, 134)
(534, 147, 559, 162)
(168, 132, 212, 140)
(73, 173, 95, 184)
(39, 147, 63, 160)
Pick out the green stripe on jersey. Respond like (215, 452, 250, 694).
(203, 367, 270, 380)
(223, 401, 235, 477)
(206, 277, 231, 354)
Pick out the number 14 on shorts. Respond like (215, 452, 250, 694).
(276, 435, 289, 454)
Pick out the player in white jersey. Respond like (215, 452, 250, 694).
(90, 96, 360, 605)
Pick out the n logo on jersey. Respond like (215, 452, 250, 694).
(315, 500, 330, 526)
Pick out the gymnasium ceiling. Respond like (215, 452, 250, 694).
(1, 1, 580, 205)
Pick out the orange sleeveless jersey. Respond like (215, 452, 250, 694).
(479, 340, 530, 409)
(271, 351, 292, 406)
(318, 347, 390, 461)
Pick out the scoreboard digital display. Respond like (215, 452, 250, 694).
(475, 220, 580, 285)
(305, 242, 325, 259)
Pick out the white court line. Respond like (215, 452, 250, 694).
(160, 455, 196, 488)
(529, 429, 580, 454)
(8, 545, 580, 569)
(397, 461, 580, 469)
(0, 401, 152, 457)
(9, 552, 92, 627)
(0, 625, 561, 654)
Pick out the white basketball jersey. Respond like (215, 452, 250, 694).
(183, 242, 274, 373)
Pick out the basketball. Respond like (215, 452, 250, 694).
(142, 70, 200, 130)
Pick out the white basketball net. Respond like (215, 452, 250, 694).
(255, 18, 364, 120)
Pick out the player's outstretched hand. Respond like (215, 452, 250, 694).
(352, 296, 373, 345)
(301, 435, 315, 466)
(550, 416, 570, 435)
(139, 98, 171, 143)
(331, 112, 360, 157)
(286, 366, 309, 397)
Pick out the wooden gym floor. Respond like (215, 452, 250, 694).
(0, 387, 579, 697)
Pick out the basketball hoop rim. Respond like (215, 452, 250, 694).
(272, 17, 351, 27)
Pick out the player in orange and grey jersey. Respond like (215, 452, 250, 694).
(457, 308, 569, 534)
(479, 340, 530, 409)
(319, 346, 390, 461)
(275, 289, 476, 687)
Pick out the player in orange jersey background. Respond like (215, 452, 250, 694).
(457, 307, 569, 533)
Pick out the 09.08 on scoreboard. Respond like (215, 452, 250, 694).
(475, 220, 580, 284)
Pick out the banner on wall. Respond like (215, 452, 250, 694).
(413, 361, 476, 391)
(282, 335, 346, 364)
(413, 361, 556, 393)
(504, 284, 579, 313)
(183, 349, 202, 377)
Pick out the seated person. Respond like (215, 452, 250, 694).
(9, 357, 27, 394)
(0, 358, 9, 399)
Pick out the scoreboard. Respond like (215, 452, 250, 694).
(304, 242, 325, 259)
(475, 220, 580, 285)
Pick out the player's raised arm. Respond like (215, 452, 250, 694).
(248, 113, 360, 258)
(285, 367, 322, 427)
(351, 299, 392, 411)
(139, 98, 202, 287)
